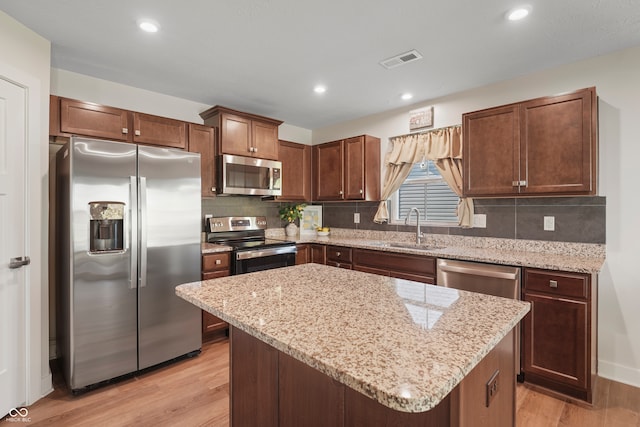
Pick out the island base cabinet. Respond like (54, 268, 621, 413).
(229, 326, 517, 427)
(230, 327, 279, 427)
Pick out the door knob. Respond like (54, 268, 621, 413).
(9, 256, 31, 269)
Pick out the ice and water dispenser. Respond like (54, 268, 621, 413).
(89, 202, 125, 253)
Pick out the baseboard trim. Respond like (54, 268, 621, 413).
(598, 360, 640, 388)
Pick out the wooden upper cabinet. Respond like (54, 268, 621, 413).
(278, 140, 311, 202)
(51, 96, 192, 150)
(188, 123, 217, 197)
(314, 135, 380, 202)
(200, 105, 283, 160)
(54, 96, 130, 141)
(463, 105, 520, 196)
(132, 112, 187, 149)
(463, 87, 597, 197)
(314, 140, 344, 201)
(220, 112, 252, 156)
(252, 120, 279, 160)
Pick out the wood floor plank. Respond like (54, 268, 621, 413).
(9, 338, 640, 427)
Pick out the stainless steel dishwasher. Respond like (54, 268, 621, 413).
(437, 258, 522, 378)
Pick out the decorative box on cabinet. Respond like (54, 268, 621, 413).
(278, 140, 312, 201)
(522, 267, 596, 402)
(201, 252, 231, 338)
(199, 105, 283, 160)
(463, 87, 597, 197)
(188, 124, 217, 197)
(313, 135, 380, 201)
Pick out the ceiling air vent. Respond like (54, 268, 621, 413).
(379, 49, 423, 69)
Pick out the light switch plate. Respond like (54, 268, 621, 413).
(544, 216, 555, 231)
(473, 214, 487, 228)
(354, 212, 360, 224)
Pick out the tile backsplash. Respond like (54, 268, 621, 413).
(202, 196, 606, 244)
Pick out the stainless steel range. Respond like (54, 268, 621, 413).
(207, 216, 297, 274)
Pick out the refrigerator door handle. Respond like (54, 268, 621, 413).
(129, 176, 138, 289)
(139, 176, 148, 288)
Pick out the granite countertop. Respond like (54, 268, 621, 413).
(272, 232, 605, 274)
(176, 264, 530, 413)
(201, 242, 233, 254)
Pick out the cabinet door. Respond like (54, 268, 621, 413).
(310, 244, 326, 264)
(252, 120, 279, 160)
(314, 141, 344, 200)
(463, 105, 520, 196)
(132, 112, 187, 149)
(59, 97, 130, 141)
(278, 140, 311, 201)
(522, 292, 588, 392)
(220, 112, 252, 156)
(520, 88, 596, 195)
(296, 244, 310, 264)
(344, 136, 365, 199)
(188, 124, 217, 197)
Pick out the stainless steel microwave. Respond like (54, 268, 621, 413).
(218, 154, 282, 196)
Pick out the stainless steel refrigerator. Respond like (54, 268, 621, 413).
(56, 137, 202, 391)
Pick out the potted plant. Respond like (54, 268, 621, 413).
(279, 203, 306, 236)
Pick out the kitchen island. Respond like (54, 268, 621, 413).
(176, 264, 530, 426)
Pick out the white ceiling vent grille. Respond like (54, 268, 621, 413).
(379, 49, 423, 69)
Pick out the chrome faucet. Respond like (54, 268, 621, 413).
(405, 207, 424, 244)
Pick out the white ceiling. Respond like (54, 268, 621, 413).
(2, 0, 640, 129)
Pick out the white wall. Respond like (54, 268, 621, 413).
(0, 11, 52, 402)
(51, 68, 312, 144)
(314, 45, 640, 388)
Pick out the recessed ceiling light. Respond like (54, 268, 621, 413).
(313, 85, 327, 94)
(506, 6, 531, 21)
(137, 18, 160, 33)
(401, 93, 413, 101)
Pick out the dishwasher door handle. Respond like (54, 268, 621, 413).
(438, 263, 520, 280)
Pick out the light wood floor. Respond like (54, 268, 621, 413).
(8, 338, 640, 426)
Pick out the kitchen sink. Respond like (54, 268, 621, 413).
(367, 241, 444, 251)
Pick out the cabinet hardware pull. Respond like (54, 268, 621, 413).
(336, 252, 341, 257)
(211, 187, 216, 192)
(215, 259, 221, 265)
(338, 190, 343, 195)
(359, 189, 363, 194)
(511, 180, 527, 186)
(549, 280, 558, 288)
(9, 256, 30, 269)
(253, 147, 258, 152)
(135, 130, 141, 136)
(122, 128, 128, 134)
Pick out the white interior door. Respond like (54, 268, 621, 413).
(0, 77, 27, 416)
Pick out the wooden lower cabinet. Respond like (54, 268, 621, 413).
(522, 268, 596, 402)
(201, 252, 231, 339)
(295, 244, 309, 264)
(353, 248, 436, 284)
(230, 326, 515, 427)
(326, 245, 352, 269)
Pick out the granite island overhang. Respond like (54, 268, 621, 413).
(176, 264, 530, 425)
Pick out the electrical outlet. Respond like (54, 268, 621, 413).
(354, 212, 360, 224)
(473, 214, 487, 228)
(486, 370, 500, 408)
(544, 216, 555, 231)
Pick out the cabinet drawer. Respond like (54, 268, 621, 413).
(202, 252, 231, 272)
(524, 268, 589, 299)
(326, 246, 352, 263)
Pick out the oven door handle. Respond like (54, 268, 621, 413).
(236, 246, 297, 260)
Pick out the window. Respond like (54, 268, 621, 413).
(391, 160, 459, 225)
